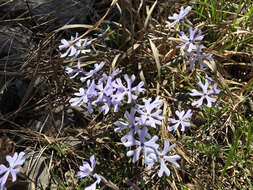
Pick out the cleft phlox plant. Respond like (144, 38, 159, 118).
(60, 4, 222, 189)
(0, 3, 226, 190)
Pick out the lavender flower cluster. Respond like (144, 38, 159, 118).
(115, 98, 179, 170)
(59, 32, 145, 116)
(167, 6, 214, 71)
(60, 31, 182, 187)
(68, 62, 144, 115)
(167, 5, 221, 108)
(115, 104, 181, 177)
(0, 5, 223, 190)
(59, 5, 222, 189)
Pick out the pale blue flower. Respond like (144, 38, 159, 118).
(69, 80, 97, 108)
(77, 155, 101, 190)
(136, 97, 164, 128)
(112, 74, 144, 104)
(177, 27, 203, 52)
(95, 27, 110, 37)
(169, 110, 192, 132)
(145, 141, 181, 177)
(114, 108, 139, 133)
(85, 173, 101, 190)
(204, 76, 221, 95)
(59, 33, 91, 58)
(65, 59, 84, 78)
(183, 45, 213, 70)
(110, 69, 122, 79)
(80, 61, 105, 83)
(69, 88, 86, 106)
(115, 108, 152, 145)
(93, 77, 115, 115)
(166, 6, 192, 27)
(99, 69, 122, 82)
(93, 79, 112, 104)
(121, 127, 159, 163)
(190, 77, 221, 107)
(77, 155, 96, 179)
(0, 152, 26, 190)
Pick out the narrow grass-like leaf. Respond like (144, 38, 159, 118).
(50, 171, 67, 190)
(222, 35, 253, 50)
(232, 0, 243, 28)
(197, 0, 208, 19)
(243, 5, 253, 27)
(246, 120, 253, 156)
(222, 117, 241, 176)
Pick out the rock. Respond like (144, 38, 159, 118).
(0, 0, 94, 31)
(23, 148, 53, 190)
(0, 25, 33, 72)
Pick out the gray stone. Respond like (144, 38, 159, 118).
(0, 0, 94, 30)
(0, 25, 33, 72)
(23, 148, 53, 190)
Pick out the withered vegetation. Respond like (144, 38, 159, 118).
(0, 0, 252, 189)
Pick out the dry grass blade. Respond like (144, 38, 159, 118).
(149, 38, 161, 78)
(144, 0, 157, 30)
(99, 175, 120, 190)
(120, 43, 140, 61)
(166, 178, 178, 190)
(205, 59, 236, 103)
(112, 53, 121, 71)
(138, 62, 147, 87)
(1, 0, 253, 189)
(176, 146, 192, 164)
(161, 100, 168, 140)
(70, 0, 119, 45)
(54, 24, 93, 33)
(19, 65, 39, 107)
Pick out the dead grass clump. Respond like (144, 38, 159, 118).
(0, 0, 253, 190)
